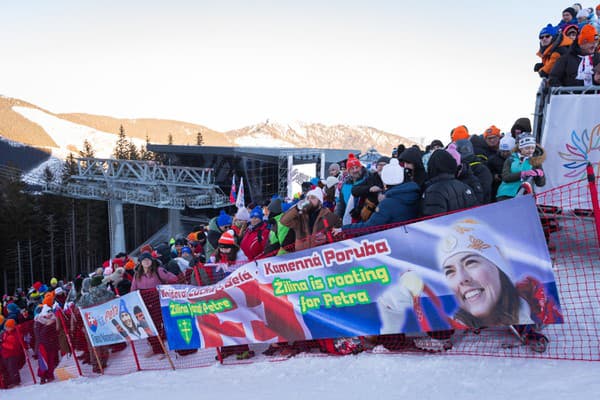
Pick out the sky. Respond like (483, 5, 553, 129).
(0, 0, 583, 144)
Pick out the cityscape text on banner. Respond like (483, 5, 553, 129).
(158, 196, 563, 350)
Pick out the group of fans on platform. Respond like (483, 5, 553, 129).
(536, 4, 600, 86)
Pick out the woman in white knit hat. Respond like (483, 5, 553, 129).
(438, 219, 534, 328)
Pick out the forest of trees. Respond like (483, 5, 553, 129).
(0, 125, 166, 294)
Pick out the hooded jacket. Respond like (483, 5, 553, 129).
(422, 150, 479, 217)
(399, 147, 428, 188)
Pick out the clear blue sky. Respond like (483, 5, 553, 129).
(0, 0, 579, 144)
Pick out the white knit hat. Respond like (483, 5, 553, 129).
(325, 176, 339, 189)
(381, 158, 404, 185)
(437, 219, 514, 281)
(499, 135, 516, 151)
(306, 188, 324, 203)
(234, 207, 250, 222)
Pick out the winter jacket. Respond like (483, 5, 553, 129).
(399, 147, 428, 188)
(497, 147, 546, 198)
(462, 154, 494, 204)
(422, 150, 479, 217)
(536, 34, 573, 78)
(131, 266, 178, 291)
(1, 329, 22, 359)
(487, 152, 511, 201)
(280, 206, 342, 251)
(240, 221, 270, 261)
(470, 135, 497, 160)
(263, 214, 295, 256)
(343, 182, 421, 230)
(335, 167, 369, 224)
(549, 42, 600, 87)
(457, 163, 485, 205)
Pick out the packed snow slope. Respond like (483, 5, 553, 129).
(4, 354, 599, 400)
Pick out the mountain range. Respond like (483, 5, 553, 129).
(0, 95, 416, 174)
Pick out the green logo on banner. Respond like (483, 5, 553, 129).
(177, 319, 193, 345)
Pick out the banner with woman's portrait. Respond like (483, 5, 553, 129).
(159, 195, 563, 350)
(79, 291, 159, 347)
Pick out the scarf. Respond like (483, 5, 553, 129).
(576, 55, 594, 86)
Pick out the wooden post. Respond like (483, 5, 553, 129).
(156, 336, 176, 370)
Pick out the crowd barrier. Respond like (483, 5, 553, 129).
(5, 171, 600, 389)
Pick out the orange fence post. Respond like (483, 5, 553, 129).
(586, 162, 600, 248)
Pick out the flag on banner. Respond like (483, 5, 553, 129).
(229, 175, 236, 203)
(236, 177, 245, 208)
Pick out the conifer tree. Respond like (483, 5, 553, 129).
(196, 131, 204, 145)
(113, 125, 128, 159)
(168, 133, 174, 145)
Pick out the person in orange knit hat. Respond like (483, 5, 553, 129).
(549, 24, 599, 87)
(450, 125, 469, 142)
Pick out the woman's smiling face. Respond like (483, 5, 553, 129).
(443, 252, 502, 319)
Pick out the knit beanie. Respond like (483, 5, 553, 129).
(218, 230, 237, 246)
(499, 136, 516, 151)
(510, 118, 532, 136)
(5, 319, 16, 329)
(437, 219, 514, 282)
(306, 188, 324, 203)
(538, 23, 557, 39)
(563, 7, 577, 21)
(325, 176, 339, 189)
(267, 198, 283, 216)
(579, 24, 598, 45)
(381, 158, 405, 185)
(518, 134, 536, 148)
(451, 125, 470, 142)
(216, 210, 233, 227)
(346, 153, 361, 170)
(483, 125, 501, 138)
(138, 252, 153, 262)
(249, 206, 264, 220)
(234, 207, 250, 221)
(563, 24, 579, 36)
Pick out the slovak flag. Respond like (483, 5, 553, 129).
(235, 177, 245, 209)
(229, 175, 237, 204)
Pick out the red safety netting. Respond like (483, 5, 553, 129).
(4, 176, 599, 390)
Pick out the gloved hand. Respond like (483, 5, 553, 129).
(520, 170, 537, 180)
(533, 63, 543, 72)
(377, 282, 413, 334)
(533, 169, 544, 177)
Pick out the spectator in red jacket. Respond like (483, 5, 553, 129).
(1, 319, 24, 388)
(240, 206, 269, 261)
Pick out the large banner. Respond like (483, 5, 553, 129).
(80, 291, 159, 347)
(541, 94, 600, 208)
(159, 196, 563, 350)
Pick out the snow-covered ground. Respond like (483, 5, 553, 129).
(4, 353, 599, 400)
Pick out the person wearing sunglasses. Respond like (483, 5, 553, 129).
(534, 23, 571, 78)
(549, 24, 600, 87)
